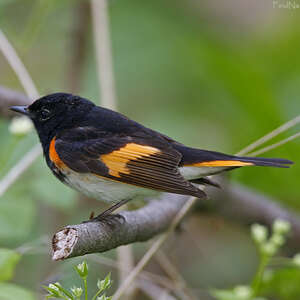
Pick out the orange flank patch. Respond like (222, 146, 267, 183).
(49, 137, 67, 169)
(101, 143, 160, 177)
(186, 160, 253, 167)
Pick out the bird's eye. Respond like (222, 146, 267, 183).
(40, 108, 51, 121)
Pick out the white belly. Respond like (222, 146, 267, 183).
(61, 168, 157, 203)
(59, 166, 223, 203)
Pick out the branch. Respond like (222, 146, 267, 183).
(52, 183, 300, 260)
(0, 144, 42, 197)
(67, 1, 90, 93)
(138, 280, 177, 300)
(207, 181, 300, 249)
(52, 194, 188, 260)
(236, 114, 300, 155)
(91, 0, 117, 109)
(0, 85, 31, 118)
(0, 29, 39, 99)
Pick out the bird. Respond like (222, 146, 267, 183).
(10, 93, 293, 217)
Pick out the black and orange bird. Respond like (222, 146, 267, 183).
(10, 93, 293, 217)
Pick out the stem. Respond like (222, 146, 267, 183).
(92, 289, 103, 300)
(247, 132, 300, 157)
(251, 252, 270, 296)
(236, 115, 300, 156)
(0, 29, 39, 99)
(90, 0, 116, 109)
(83, 278, 88, 300)
(0, 135, 22, 173)
(0, 144, 42, 197)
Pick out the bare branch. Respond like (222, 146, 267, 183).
(0, 88, 41, 197)
(138, 280, 176, 300)
(155, 250, 198, 300)
(247, 132, 300, 157)
(0, 86, 31, 118)
(0, 29, 39, 99)
(52, 194, 190, 260)
(67, 1, 90, 93)
(0, 144, 42, 197)
(237, 115, 300, 156)
(90, 0, 117, 109)
(208, 181, 300, 249)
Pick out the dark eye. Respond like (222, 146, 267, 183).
(40, 108, 51, 121)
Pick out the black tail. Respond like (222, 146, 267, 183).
(174, 144, 294, 168)
(233, 156, 293, 168)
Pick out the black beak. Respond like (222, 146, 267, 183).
(10, 105, 30, 116)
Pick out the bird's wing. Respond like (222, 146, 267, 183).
(51, 127, 205, 198)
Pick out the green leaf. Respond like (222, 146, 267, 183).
(0, 282, 35, 300)
(53, 283, 74, 299)
(97, 273, 112, 293)
(260, 268, 300, 300)
(0, 248, 21, 281)
(43, 285, 61, 298)
(97, 294, 112, 300)
(75, 261, 88, 279)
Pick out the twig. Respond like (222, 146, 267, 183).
(206, 181, 300, 250)
(89, 255, 179, 294)
(236, 115, 300, 156)
(116, 245, 136, 299)
(0, 29, 39, 99)
(90, 0, 117, 109)
(0, 144, 42, 197)
(155, 250, 197, 300)
(0, 86, 31, 118)
(247, 132, 300, 157)
(138, 280, 176, 300)
(67, 1, 90, 93)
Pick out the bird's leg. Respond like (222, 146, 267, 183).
(94, 198, 132, 220)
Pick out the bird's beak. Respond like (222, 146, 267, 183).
(10, 105, 30, 116)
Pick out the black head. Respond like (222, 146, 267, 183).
(10, 93, 95, 144)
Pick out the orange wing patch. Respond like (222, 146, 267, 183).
(101, 143, 161, 177)
(49, 137, 67, 169)
(186, 160, 253, 167)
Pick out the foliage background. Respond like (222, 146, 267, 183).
(0, 0, 299, 299)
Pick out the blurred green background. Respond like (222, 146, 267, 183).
(0, 0, 299, 299)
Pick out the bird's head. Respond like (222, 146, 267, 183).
(10, 93, 95, 142)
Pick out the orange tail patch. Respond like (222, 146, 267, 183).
(185, 160, 254, 167)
